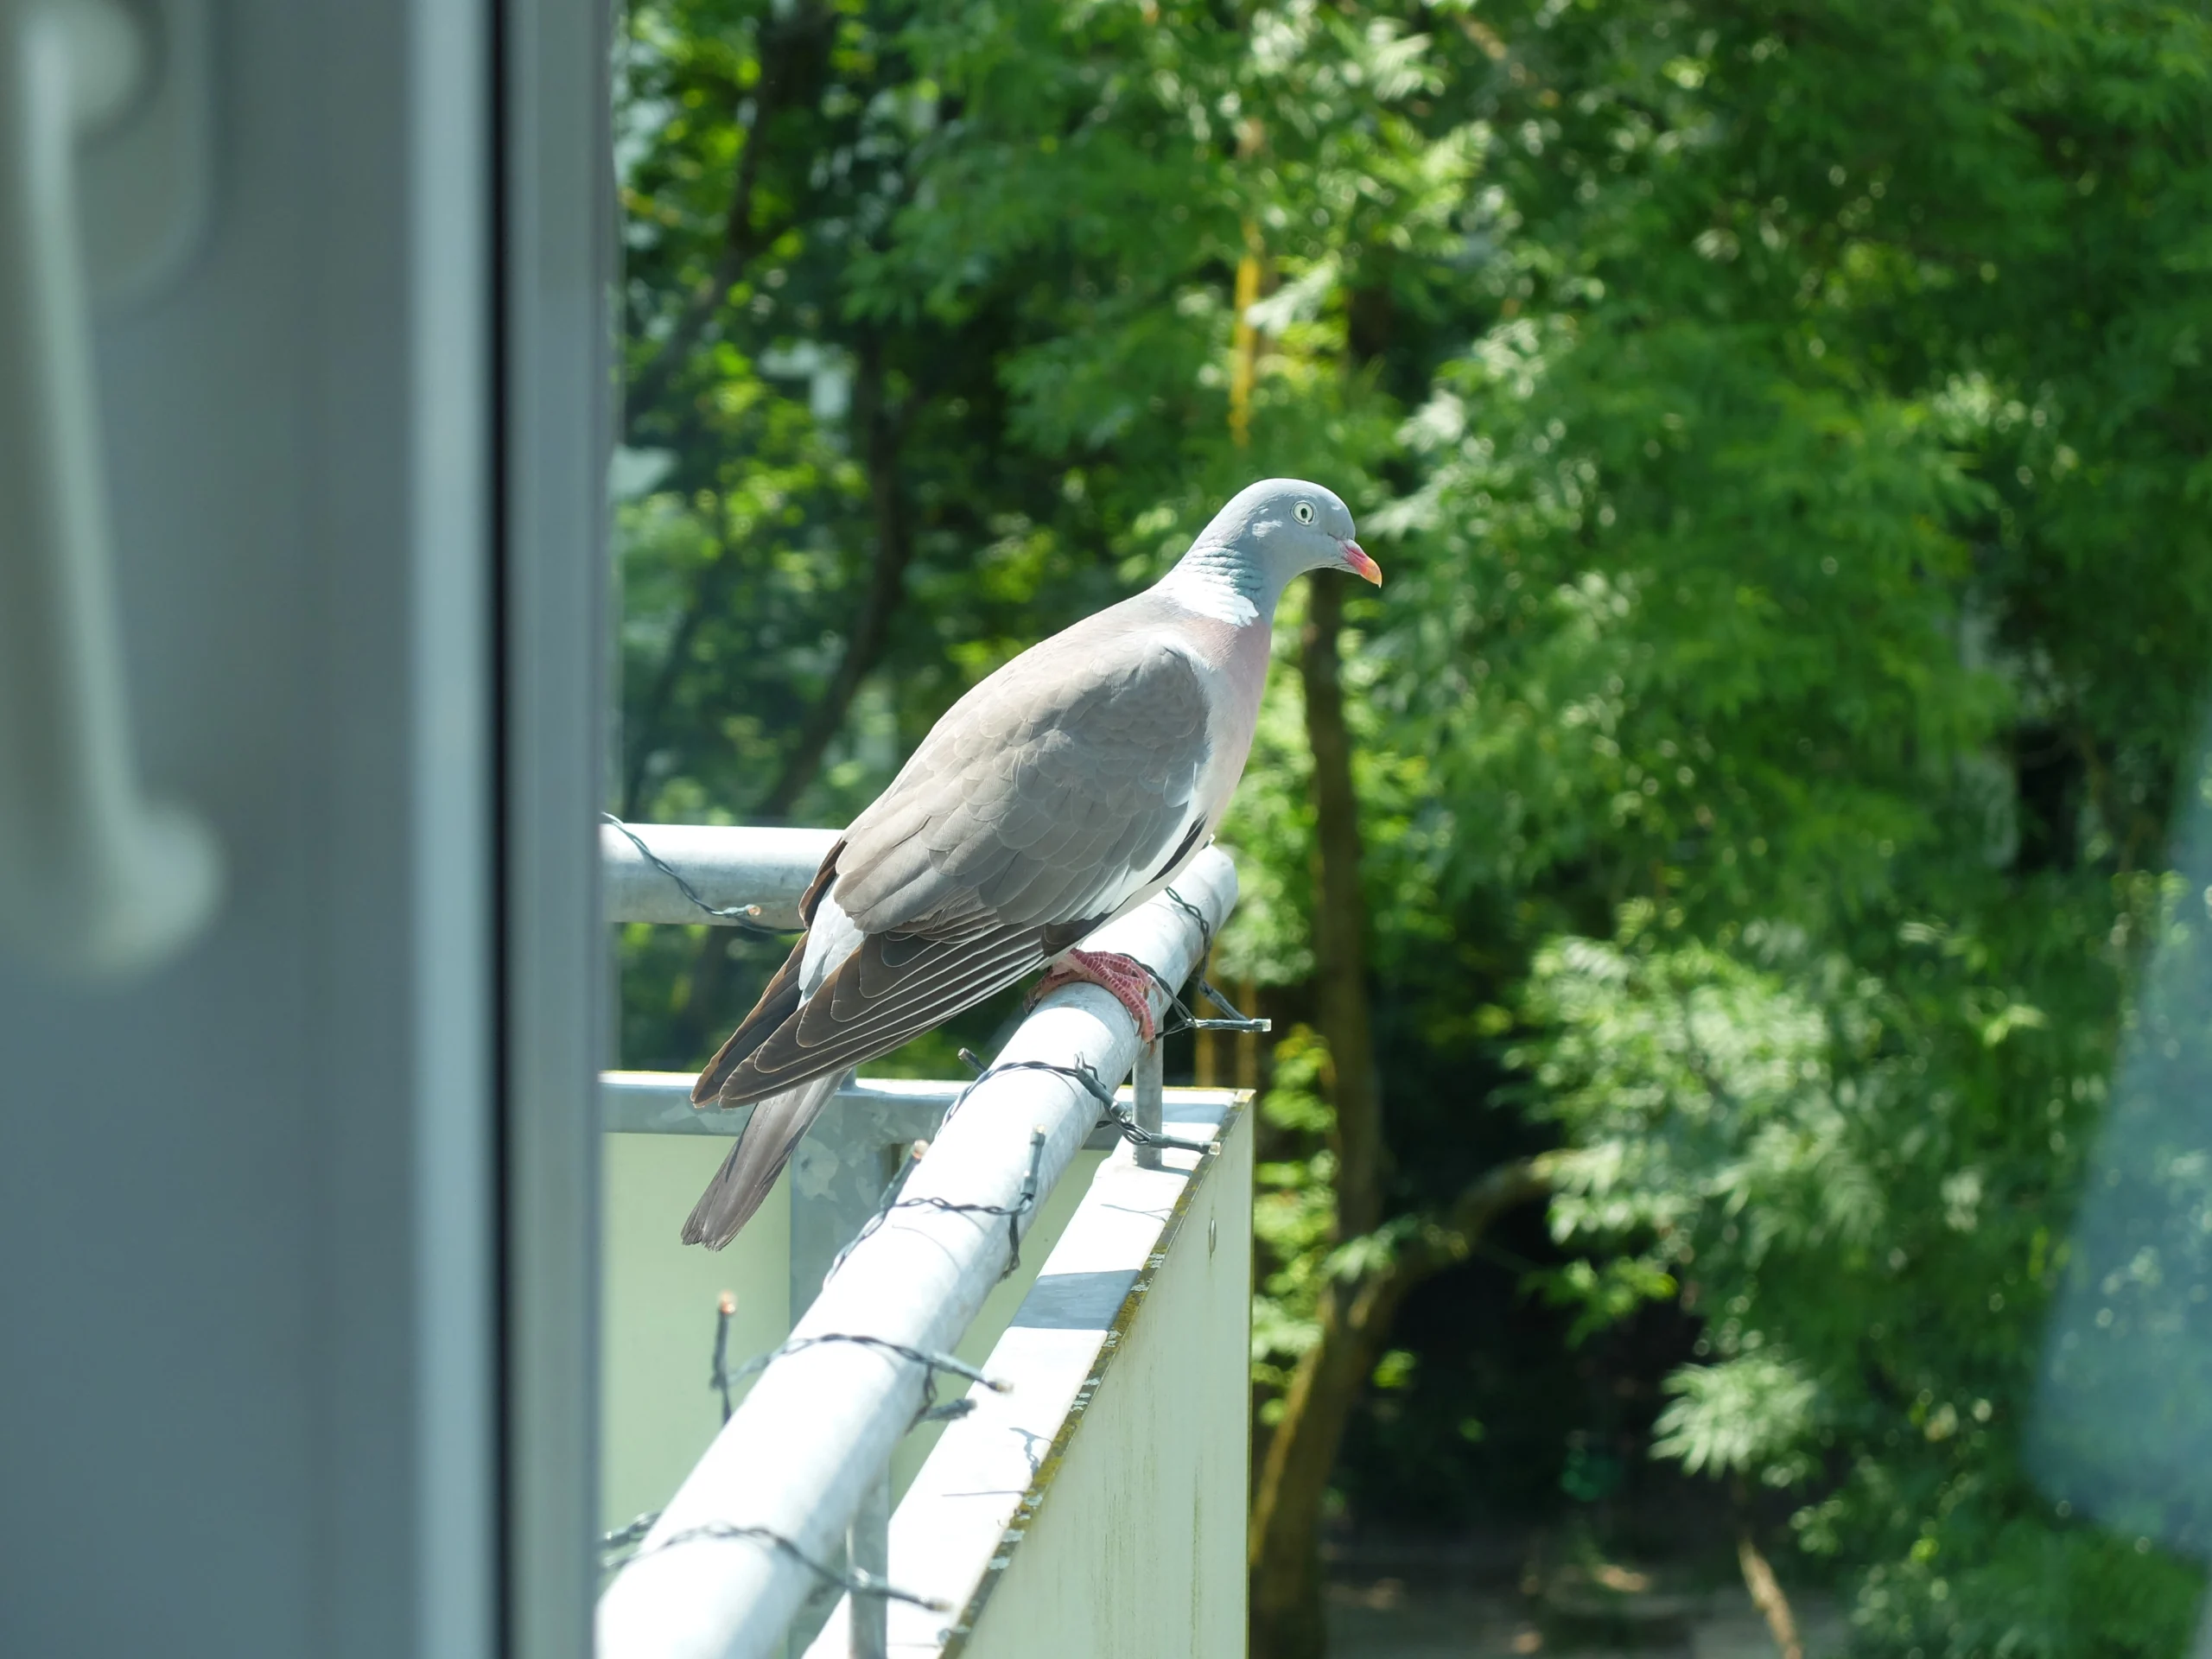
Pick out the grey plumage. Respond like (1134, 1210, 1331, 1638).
(682, 478, 1376, 1248)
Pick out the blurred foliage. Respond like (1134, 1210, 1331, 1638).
(617, 0, 2212, 1649)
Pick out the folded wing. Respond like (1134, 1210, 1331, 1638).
(709, 625, 1211, 1110)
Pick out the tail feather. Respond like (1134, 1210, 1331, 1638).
(681, 1071, 843, 1249)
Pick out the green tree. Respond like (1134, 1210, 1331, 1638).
(614, 2, 2212, 1654)
(1330, 1, 2212, 1651)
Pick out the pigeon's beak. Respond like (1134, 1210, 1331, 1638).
(1339, 538, 1383, 586)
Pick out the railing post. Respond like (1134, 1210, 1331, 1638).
(785, 1075, 903, 1657)
(1133, 1038, 1165, 1171)
(787, 1071, 893, 1320)
(848, 1468, 891, 1659)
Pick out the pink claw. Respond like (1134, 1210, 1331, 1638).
(1032, 949, 1158, 1042)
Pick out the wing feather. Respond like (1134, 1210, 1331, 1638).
(713, 925, 1052, 1105)
(835, 619, 1213, 935)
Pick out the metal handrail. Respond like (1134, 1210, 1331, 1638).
(596, 844, 1238, 1659)
(601, 818, 837, 929)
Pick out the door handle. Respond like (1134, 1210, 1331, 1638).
(0, 0, 220, 980)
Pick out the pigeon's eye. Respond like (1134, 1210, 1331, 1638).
(1294, 502, 1315, 524)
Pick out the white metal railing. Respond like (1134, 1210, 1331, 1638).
(596, 822, 1247, 1658)
(601, 818, 838, 929)
(802, 1084, 1252, 1657)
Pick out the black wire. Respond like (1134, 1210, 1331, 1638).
(731, 1331, 1004, 1392)
(722, 1328, 1012, 1434)
(818, 1052, 1145, 1294)
(601, 812, 791, 934)
(1160, 886, 1213, 959)
(1131, 959, 1269, 1041)
(953, 1056, 1115, 1116)
(958, 1039, 1212, 1157)
(1195, 976, 1270, 1033)
(1099, 1101, 1215, 1156)
(830, 1128, 1051, 1285)
(1151, 887, 1271, 1036)
(603, 1510, 660, 1554)
(608, 1520, 954, 1609)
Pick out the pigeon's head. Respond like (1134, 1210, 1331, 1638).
(1197, 477, 1382, 589)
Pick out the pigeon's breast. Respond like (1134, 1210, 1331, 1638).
(1180, 613, 1274, 825)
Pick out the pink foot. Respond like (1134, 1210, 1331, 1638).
(1032, 949, 1158, 1042)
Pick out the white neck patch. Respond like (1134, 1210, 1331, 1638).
(1156, 557, 1261, 626)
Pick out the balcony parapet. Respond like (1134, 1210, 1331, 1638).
(595, 828, 1244, 1659)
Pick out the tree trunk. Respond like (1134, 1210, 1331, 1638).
(1249, 1158, 1554, 1659)
(1255, 580, 1542, 1656)
(620, 553, 731, 819)
(1249, 1264, 1405, 1659)
(1300, 577, 1384, 1235)
(622, 5, 830, 440)
(1732, 1483, 1804, 1659)
(1737, 1529, 1804, 1659)
(752, 337, 917, 819)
